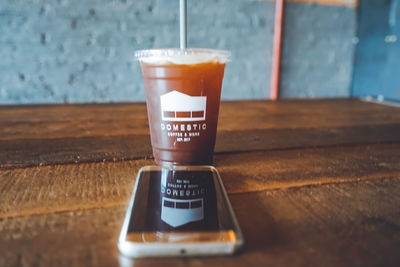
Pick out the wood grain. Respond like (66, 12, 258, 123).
(1, 99, 400, 168)
(1, 124, 400, 168)
(216, 143, 400, 194)
(0, 159, 151, 219)
(2, 99, 399, 141)
(2, 143, 400, 220)
(1, 177, 398, 267)
(0, 103, 149, 140)
(0, 135, 152, 168)
(1, 99, 400, 266)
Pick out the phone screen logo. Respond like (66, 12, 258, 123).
(161, 197, 204, 227)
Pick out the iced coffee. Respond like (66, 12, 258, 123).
(136, 48, 230, 166)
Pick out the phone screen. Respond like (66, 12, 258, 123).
(118, 166, 243, 257)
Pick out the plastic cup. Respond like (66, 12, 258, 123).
(135, 48, 230, 166)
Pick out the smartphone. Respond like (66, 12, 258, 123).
(118, 165, 244, 258)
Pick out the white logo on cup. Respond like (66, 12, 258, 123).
(160, 90, 206, 122)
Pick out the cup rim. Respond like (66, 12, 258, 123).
(134, 48, 231, 62)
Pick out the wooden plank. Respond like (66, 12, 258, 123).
(0, 135, 152, 169)
(1, 99, 400, 168)
(218, 99, 400, 132)
(1, 123, 400, 168)
(1, 143, 400, 220)
(1, 177, 399, 266)
(0, 159, 152, 219)
(215, 124, 400, 153)
(0, 103, 150, 140)
(216, 143, 400, 194)
(1, 100, 399, 141)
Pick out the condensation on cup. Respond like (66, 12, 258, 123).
(135, 48, 231, 166)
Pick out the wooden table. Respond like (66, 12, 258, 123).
(1, 99, 400, 266)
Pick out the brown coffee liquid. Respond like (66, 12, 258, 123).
(141, 61, 226, 165)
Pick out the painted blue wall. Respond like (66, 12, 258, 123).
(352, 0, 400, 101)
(281, 2, 356, 98)
(0, 0, 357, 104)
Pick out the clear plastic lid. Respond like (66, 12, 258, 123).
(135, 48, 231, 65)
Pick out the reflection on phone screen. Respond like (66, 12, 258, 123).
(125, 168, 239, 244)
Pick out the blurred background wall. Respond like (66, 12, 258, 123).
(0, 0, 357, 104)
(352, 0, 400, 102)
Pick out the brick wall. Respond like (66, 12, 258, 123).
(0, 0, 356, 104)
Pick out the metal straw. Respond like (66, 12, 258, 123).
(180, 0, 187, 49)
